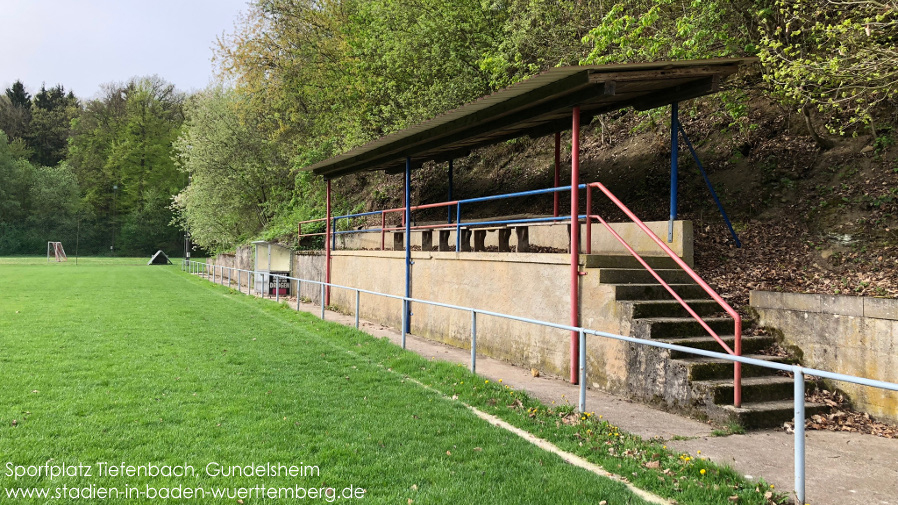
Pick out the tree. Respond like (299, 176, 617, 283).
(67, 76, 186, 255)
(758, 0, 898, 138)
(173, 86, 294, 250)
(0, 80, 32, 141)
(0, 131, 82, 255)
(28, 84, 79, 166)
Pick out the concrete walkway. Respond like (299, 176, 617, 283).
(283, 299, 898, 505)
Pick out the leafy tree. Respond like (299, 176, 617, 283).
(0, 130, 82, 254)
(581, 0, 754, 65)
(173, 86, 295, 251)
(479, 0, 607, 88)
(67, 76, 186, 255)
(758, 0, 898, 138)
(27, 84, 79, 166)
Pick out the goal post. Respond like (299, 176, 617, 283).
(47, 242, 67, 262)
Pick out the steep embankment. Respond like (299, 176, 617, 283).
(334, 96, 898, 311)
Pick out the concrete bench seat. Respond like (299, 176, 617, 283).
(393, 221, 531, 253)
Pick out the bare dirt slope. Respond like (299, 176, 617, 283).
(336, 97, 898, 312)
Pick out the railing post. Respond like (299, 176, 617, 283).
(579, 329, 586, 413)
(320, 283, 325, 320)
(381, 212, 386, 251)
(794, 367, 806, 505)
(355, 290, 360, 329)
(275, 275, 280, 302)
(297, 280, 302, 310)
(228, 268, 231, 289)
(470, 310, 477, 373)
(401, 300, 407, 349)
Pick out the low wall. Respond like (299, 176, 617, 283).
(336, 220, 693, 267)
(751, 291, 898, 424)
(291, 249, 629, 389)
(205, 246, 253, 271)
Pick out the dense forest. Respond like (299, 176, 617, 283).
(1, 0, 895, 257)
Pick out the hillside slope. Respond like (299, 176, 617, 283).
(333, 96, 898, 311)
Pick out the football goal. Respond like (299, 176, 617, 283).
(47, 242, 68, 262)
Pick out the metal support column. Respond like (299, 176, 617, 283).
(570, 106, 581, 385)
(794, 367, 806, 504)
(677, 120, 742, 247)
(325, 179, 332, 306)
(404, 157, 412, 333)
(554, 131, 561, 217)
(669, 102, 679, 242)
(448, 159, 454, 224)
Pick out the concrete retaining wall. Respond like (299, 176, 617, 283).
(289, 249, 629, 389)
(207, 220, 692, 398)
(751, 291, 898, 424)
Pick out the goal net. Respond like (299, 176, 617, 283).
(47, 242, 67, 262)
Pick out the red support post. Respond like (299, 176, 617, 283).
(570, 107, 581, 385)
(325, 179, 332, 306)
(553, 131, 561, 217)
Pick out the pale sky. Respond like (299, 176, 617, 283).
(0, 0, 249, 99)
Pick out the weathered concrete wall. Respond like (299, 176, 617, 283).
(208, 246, 253, 271)
(336, 220, 693, 266)
(751, 291, 898, 424)
(294, 249, 629, 387)
(294, 252, 326, 304)
(205, 245, 253, 271)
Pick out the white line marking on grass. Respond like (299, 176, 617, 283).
(401, 375, 672, 505)
(176, 270, 672, 504)
(466, 406, 671, 505)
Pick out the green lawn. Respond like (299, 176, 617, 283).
(0, 259, 649, 504)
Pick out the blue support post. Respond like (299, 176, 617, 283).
(677, 120, 742, 247)
(448, 159, 454, 224)
(405, 157, 412, 333)
(669, 102, 679, 243)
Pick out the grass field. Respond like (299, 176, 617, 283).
(0, 258, 650, 504)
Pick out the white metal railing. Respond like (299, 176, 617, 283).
(183, 259, 898, 504)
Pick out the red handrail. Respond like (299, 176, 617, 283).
(586, 182, 742, 407)
(297, 217, 327, 239)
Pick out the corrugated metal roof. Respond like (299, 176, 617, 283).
(304, 58, 756, 178)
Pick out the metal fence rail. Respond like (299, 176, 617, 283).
(183, 259, 898, 504)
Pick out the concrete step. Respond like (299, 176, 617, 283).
(676, 354, 795, 381)
(714, 400, 829, 430)
(595, 268, 696, 285)
(612, 283, 709, 301)
(631, 317, 741, 340)
(622, 299, 721, 319)
(582, 254, 682, 269)
(694, 375, 798, 405)
(666, 335, 777, 358)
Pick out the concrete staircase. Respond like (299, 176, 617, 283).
(585, 254, 826, 429)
